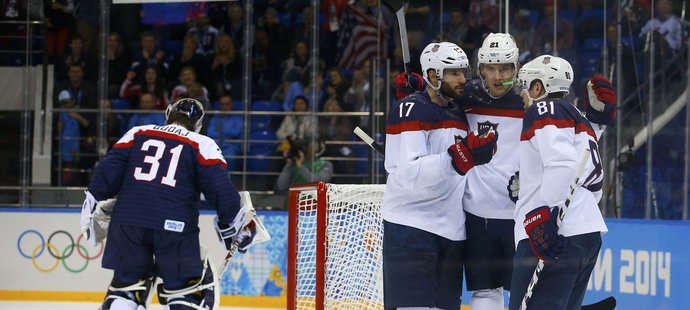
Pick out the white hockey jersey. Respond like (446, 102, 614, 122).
(460, 80, 524, 220)
(382, 91, 470, 241)
(514, 98, 608, 245)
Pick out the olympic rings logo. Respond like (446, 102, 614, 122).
(17, 229, 104, 273)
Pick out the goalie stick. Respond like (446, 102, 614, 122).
(520, 150, 616, 310)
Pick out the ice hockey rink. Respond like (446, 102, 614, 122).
(0, 301, 282, 310)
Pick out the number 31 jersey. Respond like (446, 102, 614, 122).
(88, 124, 241, 233)
(515, 98, 607, 244)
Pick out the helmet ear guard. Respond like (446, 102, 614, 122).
(166, 98, 205, 133)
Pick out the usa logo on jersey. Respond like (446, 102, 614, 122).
(478, 121, 499, 133)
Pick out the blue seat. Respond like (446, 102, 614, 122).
(163, 40, 183, 56)
(111, 98, 130, 110)
(247, 130, 277, 171)
(578, 9, 605, 24)
(252, 100, 282, 112)
(559, 10, 577, 24)
(250, 115, 272, 132)
(583, 38, 605, 51)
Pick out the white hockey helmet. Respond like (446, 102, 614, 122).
(166, 98, 205, 133)
(516, 55, 574, 98)
(419, 42, 469, 90)
(477, 33, 519, 68)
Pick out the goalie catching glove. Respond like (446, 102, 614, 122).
(523, 206, 566, 263)
(584, 75, 616, 125)
(447, 127, 498, 175)
(214, 206, 257, 254)
(80, 191, 116, 246)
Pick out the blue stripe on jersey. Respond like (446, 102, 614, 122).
(521, 98, 596, 141)
(387, 91, 468, 133)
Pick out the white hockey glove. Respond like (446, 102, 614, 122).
(214, 192, 271, 253)
(80, 191, 116, 246)
(507, 171, 520, 203)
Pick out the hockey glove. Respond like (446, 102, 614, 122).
(447, 128, 498, 175)
(523, 206, 566, 263)
(507, 171, 519, 203)
(394, 71, 424, 99)
(80, 191, 116, 246)
(584, 75, 616, 125)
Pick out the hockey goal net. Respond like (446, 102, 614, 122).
(287, 182, 386, 310)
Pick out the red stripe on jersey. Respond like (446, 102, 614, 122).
(386, 120, 467, 134)
(135, 129, 227, 167)
(466, 106, 524, 118)
(113, 141, 133, 148)
(520, 118, 597, 141)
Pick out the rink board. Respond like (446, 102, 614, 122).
(0, 209, 689, 309)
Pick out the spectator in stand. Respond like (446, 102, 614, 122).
(615, 0, 651, 37)
(468, 0, 499, 33)
(108, 32, 130, 99)
(101, 99, 124, 146)
(342, 66, 369, 121)
(221, 3, 244, 53)
(57, 35, 94, 82)
(639, 0, 682, 53)
(256, 6, 291, 60)
(509, 9, 535, 52)
(282, 71, 324, 112)
(291, 6, 327, 53)
(252, 28, 283, 100)
(275, 138, 333, 196)
(110, 3, 142, 58)
(187, 82, 211, 110)
(277, 95, 319, 143)
(187, 11, 219, 58)
(127, 93, 165, 129)
(73, 0, 99, 60)
(57, 90, 90, 186)
(120, 65, 170, 110)
(169, 34, 209, 89)
(318, 98, 353, 178)
(324, 67, 350, 108)
(44, 0, 75, 62)
(206, 2, 230, 29)
(534, 0, 574, 56)
(282, 40, 314, 84)
(442, 9, 469, 46)
(56, 63, 97, 109)
(320, 0, 347, 69)
(129, 31, 169, 81)
(170, 66, 209, 104)
(206, 94, 243, 171)
(211, 34, 241, 100)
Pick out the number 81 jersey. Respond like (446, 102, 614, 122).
(87, 124, 241, 234)
(515, 98, 607, 243)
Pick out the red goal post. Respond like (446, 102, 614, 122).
(287, 182, 386, 310)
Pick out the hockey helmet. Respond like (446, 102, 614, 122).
(477, 33, 520, 68)
(419, 42, 469, 90)
(516, 55, 574, 98)
(166, 98, 205, 133)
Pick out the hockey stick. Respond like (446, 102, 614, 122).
(520, 150, 591, 310)
(580, 296, 617, 310)
(353, 126, 385, 156)
(382, 0, 410, 74)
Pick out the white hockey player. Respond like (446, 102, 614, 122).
(509, 55, 610, 310)
(382, 42, 498, 310)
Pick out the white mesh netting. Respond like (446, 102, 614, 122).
(293, 184, 386, 310)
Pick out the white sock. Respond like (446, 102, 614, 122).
(469, 288, 504, 310)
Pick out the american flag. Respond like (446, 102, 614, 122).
(336, 4, 386, 69)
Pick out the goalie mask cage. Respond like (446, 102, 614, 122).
(287, 182, 386, 310)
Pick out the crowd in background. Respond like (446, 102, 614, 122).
(0, 0, 685, 202)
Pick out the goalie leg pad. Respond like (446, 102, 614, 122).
(159, 255, 219, 310)
(100, 276, 155, 310)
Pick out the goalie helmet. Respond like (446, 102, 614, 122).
(166, 98, 205, 133)
(516, 55, 574, 98)
(420, 42, 469, 91)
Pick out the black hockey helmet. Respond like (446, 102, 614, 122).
(166, 98, 205, 132)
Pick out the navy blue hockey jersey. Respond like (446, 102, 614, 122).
(88, 124, 241, 233)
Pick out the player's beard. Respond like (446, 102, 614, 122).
(440, 81, 463, 99)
